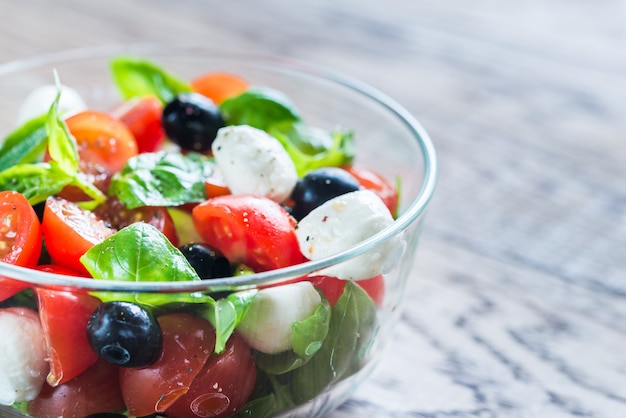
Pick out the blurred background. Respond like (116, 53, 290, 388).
(1, 0, 625, 416)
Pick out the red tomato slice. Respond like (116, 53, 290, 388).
(28, 358, 124, 417)
(94, 196, 179, 247)
(111, 95, 165, 154)
(344, 165, 398, 216)
(65, 110, 138, 174)
(36, 288, 102, 386)
(192, 195, 304, 272)
(166, 332, 256, 418)
(42, 196, 115, 275)
(0, 191, 42, 301)
(120, 313, 216, 417)
(191, 72, 248, 105)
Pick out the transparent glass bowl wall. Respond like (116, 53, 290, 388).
(0, 45, 437, 418)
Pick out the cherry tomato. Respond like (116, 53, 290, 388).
(191, 72, 248, 105)
(166, 332, 256, 418)
(119, 313, 216, 417)
(204, 168, 231, 199)
(308, 274, 385, 307)
(0, 191, 42, 301)
(0, 191, 42, 267)
(111, 95, 165, 153)
(28, 359, 125, 417)
(94, 196, 179, 247)
(344, 165, 399, 216)
(192, 195, 304, 272)
(42, 196, 115, 275)
(65, 110, 138, 174)
(36, 288, 102, 386)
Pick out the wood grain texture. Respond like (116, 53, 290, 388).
(0, 0, 624, 416)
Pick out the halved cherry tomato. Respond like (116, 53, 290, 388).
(94, 196, 179, 247)
(120, 313, 216, 417)
(0, 191, 42, 267)
(111, 95, 165, 153)
(65, 110, 138, 174)
(192, 195, 304, 272)
(204, 168, 231, 199)
(191, 72, 248, 105)
(28, 358, 124, 417)
(0, 191, 42, 301)
(344, 165, 398, 216)
(166, 332, 256, 418)
(36, 288, 102, 386)
(42, 196, 115, 275)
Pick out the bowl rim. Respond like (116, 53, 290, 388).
(0, 43, 438, 293)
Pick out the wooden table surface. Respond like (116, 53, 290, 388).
(1, 1, 625, 417)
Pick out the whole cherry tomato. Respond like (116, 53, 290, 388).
(111, 95, 165, 154)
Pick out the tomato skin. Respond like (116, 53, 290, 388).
(65, 110, 138, 174)
(192, 195, 304, 272)
(166, 333, 256, 418)
(28, 358, 124, 417)
(111, 95, 165, 154)
(36, 288, 102, 386)
(191, 72, 248, 105)
(344, 165, 398, 216)
(119, 313, 216, 417)
(42, 196, 115, 275)
(94, 196, 179, 247)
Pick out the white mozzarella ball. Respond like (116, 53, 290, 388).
(295, 189, 403, 281)
(211, 125, 298, 203)
(17, 84, 87, 125)
(0, 308, 48, 405)
(237, 281, 322, 354)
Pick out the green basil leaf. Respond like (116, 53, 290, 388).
(108, 151, 214, 209)
(254, 298, 330, 375)
(110, 56, 191, 104)
(0, 162, 73, 205)
(46, 84, 79, 175)
(269, 123, 355, 177)
(202, 289, 257, 354)
(81, 222, 204, 307)
(287, 281, 378, 403)
(0, 113, 48, 171)
(220, 87, 301, 131)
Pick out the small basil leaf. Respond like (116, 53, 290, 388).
(108, 151, 214, 209)
(0, 113, 48, 171)
(254, 298, 330, 375)
(269, 123, 355, 177)
(202, 289, 258, 354)
(0, 162, 73, 205)
(46, 82, 79, 175)
(220, 87, 301, 131)
(110, 56, 191, 104)
(81, 222, 203, 307)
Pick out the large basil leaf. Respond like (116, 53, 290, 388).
(254, 298, 331, 375)
(269, 122, 355, 177)
(110, 56, 191, 104)
(108, 151, 214, 209)
(45, 86, 79, 175)
(287, 281, 378, 403)
(0, 113, 48, 171)
(0, 162, 73, 205)
(81, 222, 204, 307)
(220, 87, 301, 131)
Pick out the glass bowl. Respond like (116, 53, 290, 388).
(0, 45, 437, 418)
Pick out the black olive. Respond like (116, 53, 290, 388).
(162, 92, 225, 152)
(179, 243, 231, 279)
(290, 167, 360, 220)
(86, 301, 162, 368)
